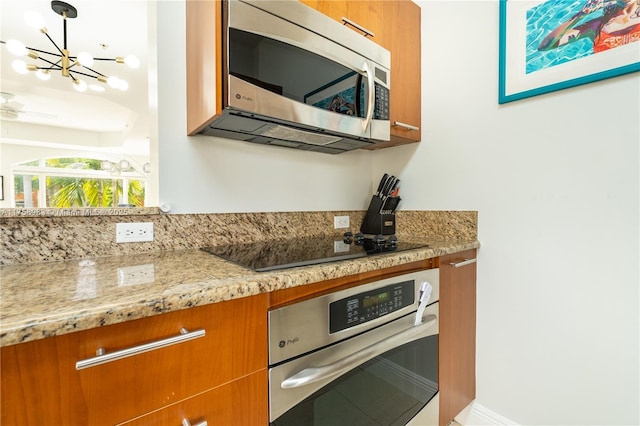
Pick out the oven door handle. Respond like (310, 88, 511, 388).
(280, 314, 437, 389)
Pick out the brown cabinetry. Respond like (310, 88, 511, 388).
(311, 1, 386, 45)
(380, 0, 422, 146)
(122, 370, 266, 426)
(186, 0, 222, 135)
(438, 249, 477, 426)
(0, 294, 268, 425)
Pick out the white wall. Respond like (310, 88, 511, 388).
(372, 1, 638, 425)
(157, 1, 639, 424)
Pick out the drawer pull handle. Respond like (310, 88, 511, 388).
(182, 418, 208, 426)
(341, 17, 375, 38)
(449, 258, 477, 268)
(392, 121, 420, 131)
(75, 328, 206, 370)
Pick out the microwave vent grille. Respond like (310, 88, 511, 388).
(257, 124, 341, 146)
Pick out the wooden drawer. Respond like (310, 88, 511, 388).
(1, 294, 268, 425)
(121, 370, 268, 426)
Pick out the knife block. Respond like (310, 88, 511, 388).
(360, 195, 396, 235)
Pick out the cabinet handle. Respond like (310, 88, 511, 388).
(393, 121, 420, 131)
(449, 258, 477, 268)
(182, 418, 207, 426)
(75, 328, 206, 370)
(341, 17, 375, 38)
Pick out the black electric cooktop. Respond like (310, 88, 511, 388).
(202, 235, 428, 272)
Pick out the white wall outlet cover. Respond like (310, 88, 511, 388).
(334, 215, 350, 229)
(116, 222, 154, 243)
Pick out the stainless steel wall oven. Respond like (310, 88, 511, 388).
(268, 269, 440, 425)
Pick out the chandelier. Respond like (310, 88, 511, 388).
(1, 1, 140, 93)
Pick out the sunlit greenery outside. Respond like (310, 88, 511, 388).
(13, 158, 146, 208)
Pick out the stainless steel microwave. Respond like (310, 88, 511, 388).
(199, 0, 391, 154)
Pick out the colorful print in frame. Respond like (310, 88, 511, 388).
(498, 0, 640, 103)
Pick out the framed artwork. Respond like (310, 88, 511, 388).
(498, 0, 640, 103)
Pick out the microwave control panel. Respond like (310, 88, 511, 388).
(329, 280, 414, 334)
(374, 84, 390, 120)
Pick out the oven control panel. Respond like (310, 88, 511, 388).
(329, 280, 414, 334)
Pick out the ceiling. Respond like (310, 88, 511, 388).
(0, 0, 152, 153)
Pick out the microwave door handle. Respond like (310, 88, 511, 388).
(280, 314, 437, 389)
(362, 62, 375, 132)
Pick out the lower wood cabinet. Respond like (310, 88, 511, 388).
(438, 249, 477, 426)
(0, 294, 268, 425)
(121, 369, 267, 426)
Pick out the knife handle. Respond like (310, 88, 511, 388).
(381, 175, 395, 198)
(376, 173, 389, 195)
(389, 179, 399, 197)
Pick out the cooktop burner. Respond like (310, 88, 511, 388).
(201, 234, 428, 272)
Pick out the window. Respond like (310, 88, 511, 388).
(12, 157, 147, 208)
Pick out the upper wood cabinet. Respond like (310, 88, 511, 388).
(186, 0, 222, 135)
(311, 1, 386, 45)
(382, 0, 422, 146)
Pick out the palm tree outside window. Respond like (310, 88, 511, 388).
(12, 157, 146, 208)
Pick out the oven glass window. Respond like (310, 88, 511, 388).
(229, 28, 367, 118)
(271, 335, 438, 426)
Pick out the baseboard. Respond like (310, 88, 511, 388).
(454, 400, 519, 425)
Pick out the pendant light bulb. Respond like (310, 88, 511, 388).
(24, 11, 45, 30)
(107, 76, 120, 88)
(77, 52, 94, 67)
(11, 59, 29, 74)
(6, 39, 27, 56)
(117, 79, 129, 91)
(73, 79, 88, 92)
(124, 54, 140, 69)
(35, 69, 51, 80)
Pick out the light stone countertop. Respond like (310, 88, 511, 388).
(0, 239, 479, 347)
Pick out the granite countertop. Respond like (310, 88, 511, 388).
(0, 238, 479, 347)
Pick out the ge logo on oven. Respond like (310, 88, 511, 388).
(279, 337, 299, 348)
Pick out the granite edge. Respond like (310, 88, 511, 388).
(0, 240, 480, 347)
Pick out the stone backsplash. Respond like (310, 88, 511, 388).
(0, 209, 477, 265)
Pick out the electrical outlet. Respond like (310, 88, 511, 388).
(117, 264, 155, 286)
(116, 222, 154, 243)
(334, 215, 350, 229)
(334, 240, 350, 253)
